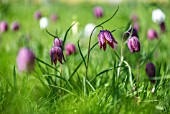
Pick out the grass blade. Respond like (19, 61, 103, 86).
(77, 40, 87, 68)
(62, 22, 76, 50)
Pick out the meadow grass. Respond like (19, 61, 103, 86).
(0, 1, 170, 113)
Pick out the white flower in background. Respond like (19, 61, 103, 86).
(152, 9, 165, 24)
(84, 23, 96, 37)
(39, 17, 48, 29)
(71, 21, 79, 35)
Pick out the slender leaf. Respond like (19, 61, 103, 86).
(77, 40, 87, 68)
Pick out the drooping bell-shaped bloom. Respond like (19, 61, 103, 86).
(98, 30, 118, 51)
(130, 14, 138, 22)
(50, 14, 58, 22)
(127, 36, 140, 53)
(152, 9, 165, 24)
(50, 46, 64, 65)
(39, 17, 48, 29)
(152, 9, 166, 33)
(160, 21, 166, 33)
(84, 23, 96, 37)
(71, 21, 79, 35)
(0, 21, 8, 32)
(54, 38, 63, 47)
(146, 62, 156, 84)
(17, 48, 35, 72)
(65, 43, 76, 56)
(93, 6, 103, 18)
(11, 21, 20, 31)
(147, 29, 158, 40)
(133, 22, 139, 31)
(34, 11, 42, 20)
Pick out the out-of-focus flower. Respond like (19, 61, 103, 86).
(50, 46, 64, 65)
(146, 62, 156, 84)
(54, 38, 63, 47)
(34, 11, 42, 20)
(127, 36, 140, 53)
(50, 14, 58, 22)
(93, 6, 103, 18)
(152, 9, 165, 24)
(125, 28, 138, 39)
(39, 17, 48, 29)
(147, 29, 158, 40)
(11, 21, 20, 31)
(131, 14, 138, 22)
(84, 23, 96, 37)
(71, 21, 79, 35)
(0, 21, 8, 32)
(160, 21, 166, 33)
(65, 43, 76, 56)
(17, 48, 35, 72)
(133, 22, 139, 31)
(98, 30, 118, 51)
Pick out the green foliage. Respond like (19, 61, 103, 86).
(0, 1, 170, 113)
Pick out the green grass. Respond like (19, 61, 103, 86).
(0, 1, 170, 113)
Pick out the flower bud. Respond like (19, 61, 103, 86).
(147, 29, 158, 40)
(127, 36, 140, 53)
(54, 38, 63, 47)
(0, 21, 8, 32)
(11, 21, 20, 31)
(17, 48, 35, 72)
(93, 6, 103, 18)
(146, 62, 156, 84)
(65, 43, 76, 56)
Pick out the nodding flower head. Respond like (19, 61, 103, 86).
(54, 38, 63, 47)
(152, 9, 165, 24)
(127, 36, 140, 53)
(17, 48, 35, 73)
(93, 6, 103, 18)
(11, 21, 20, 31)
(50, 14, 58, 22)
(0, 21, 8, 32)
(130, 14, 138, 22)
(147, 29, 158, 40)
(160, 21, 166, 33)
(34, 11, 42, 20)
(50, 46, 64, 65)
(65, 43, 76, 56)
(146, 62, 156, 84)
(98, 30, 118, 51)
(39, 17, 48, 29)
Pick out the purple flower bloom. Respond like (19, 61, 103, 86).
(127, 36, 140, 53)
(0, 21, 8, 32)
(93, 6, 103, 18)
(159, 21, 166, 33)
(65, 43, 76, 56)
(11, 21, 20, 31)
(54, 38, 63, 47)
(34, 11, 42, 20)
(50, 46, 64, 65)
(133, 22, 139, 32)
(50, 14, 58, 22)
(131, 14, 138, 22)
(98, 30, 118, 51)
(147, 29, 158, 40)
(146, 62, 156, 84)
(17, 48, 35, 72)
